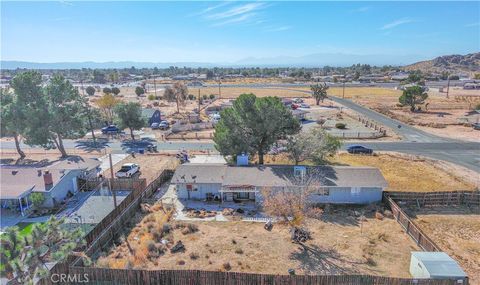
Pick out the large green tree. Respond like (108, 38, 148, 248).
(399, 85, 428, 112)
(164, 82, 188, 113)
(7, 71, 48, 158)
(0, 89, 26, 158)
(85, 86, 96, 96)
(0, 217, 89, 284)
(114, 102, 145, 140)
(214, 93, 300, 164)
(43, 75, 88, 157)
(310, 83, 329, 105)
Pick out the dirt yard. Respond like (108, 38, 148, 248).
(104, 154, 178, 184)
(263, 153, 477, 192)
(413, 207, 480, 284)
(96, 205, 419, 277)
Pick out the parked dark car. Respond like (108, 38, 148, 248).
(347, 145, 373, 154)
(101, 125, 120, 134)
(472, 123, 480, 130)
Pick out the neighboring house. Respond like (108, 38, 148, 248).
(142, 108, 162, 126)
(172, 163, 387, 205)
(0, 158, 101, 215)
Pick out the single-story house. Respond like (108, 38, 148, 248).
(0, 158, 101, 215)
(142, 108, 162, 126)
(172, 164, 387, 204)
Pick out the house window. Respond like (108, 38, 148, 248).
(317, 188, 330, 196)
(186, 184, 197, 191)
(351, 187, 361, 195)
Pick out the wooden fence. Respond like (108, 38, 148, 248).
(80, 170, 173, 258)
(40, 264, 464, 285)
(384, 196, 441, 252)
(384, 191, 480, 207)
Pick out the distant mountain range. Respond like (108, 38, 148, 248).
(1, 52, 478, 71)
(404, 52, 480, 74)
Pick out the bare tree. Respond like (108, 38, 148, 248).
(261, 167, 325, 229)
(164, 82, 188, 113)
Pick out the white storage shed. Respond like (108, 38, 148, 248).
(410, 252, 467, 283)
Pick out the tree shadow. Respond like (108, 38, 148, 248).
(120, 138, 156, 153)
(289, 243, 364, 275)
(0, 157, 59, 168)
(75, 138, 110, 153)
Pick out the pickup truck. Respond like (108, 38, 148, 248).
(115, 163, 140, 178)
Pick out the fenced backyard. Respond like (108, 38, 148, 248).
(37, 189, 476, 285)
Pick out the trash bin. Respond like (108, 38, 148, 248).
(139, 148, 145, 154)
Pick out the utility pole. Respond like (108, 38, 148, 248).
(198, 88, 201, 113)
(81, 79, 97, 146)
(446, 76, 450, 99)
(218, 78, 221, 99)
(153, 75, 157, 98)
(109, 153, 117, 208)
(342, 80, 346, 99)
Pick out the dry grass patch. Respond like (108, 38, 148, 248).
(412, 207, 480, 285)
(331, 153, 476, 192)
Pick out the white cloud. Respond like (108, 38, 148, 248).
(207, 2, 266, 20)
(465, 22, 479, 27)
(212, 13, 257, 27)
(381, 18, 415, 30)
(264, 25, 291, 32)
(192, 2, 232, 16)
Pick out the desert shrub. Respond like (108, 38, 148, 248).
(335, 123, 346, 129)
(209, 94, 215, 100)
(144, 214, 156, 223)
(235, 248, 243, 254)
(231, 239, 237, 244)
(475, 103, 480, 110)
(188, 94, 195, 100)
(148, 94, 155, 101)
(316, 118, 326, 125)
(179, 223, 199, 235)
(147, 241, 156, 253)
(162, 223, 172, 234)
(222, 262, 231, 271)
(189, 252, 199, 260)
(96, 257, 110, 268)
(177, 260, 185, 265)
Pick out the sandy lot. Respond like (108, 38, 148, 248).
(413, 207, 480, 284)
(262, 153, 477, 192)
(104, 154, 178, 184)
(96, 205, 419, 277)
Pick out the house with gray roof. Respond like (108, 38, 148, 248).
(0, 158, 101, 215)
(171, 163, 388, 204)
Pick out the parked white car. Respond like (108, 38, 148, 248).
(210, 113, 221, 123)
(115, 163, 140, 178)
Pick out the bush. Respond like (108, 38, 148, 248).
(30, 192, 45, 207)
(235, 248, 243, 254)
(209, 94, 215, 100)
(475, 103, 480, 111)
(162, 223, 172, 234)
(188, 94, 195, 100)
(335, 123, 346, 129)
(147, 241, 156, 253)
(222, 262, 231, 271)
(202, 95, 208, 100)
(189, 252, 199, 260)
(148, 94, 155, 101)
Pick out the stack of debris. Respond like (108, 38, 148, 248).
(290, 227, 311, 243)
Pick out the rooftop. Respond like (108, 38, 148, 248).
(0, 157, 101, 199)
(172, 164, 388, 189)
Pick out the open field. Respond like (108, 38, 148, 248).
(262, 153, 477, 192)
(412, 207, 480, 284)
(189, 87, 311, 99)
(96, 206, 419, 277)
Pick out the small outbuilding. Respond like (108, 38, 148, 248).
(410, 252, 467, 283)
(142, 108, 162, 126)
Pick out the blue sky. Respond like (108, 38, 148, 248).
(1, 1, 479, 65)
